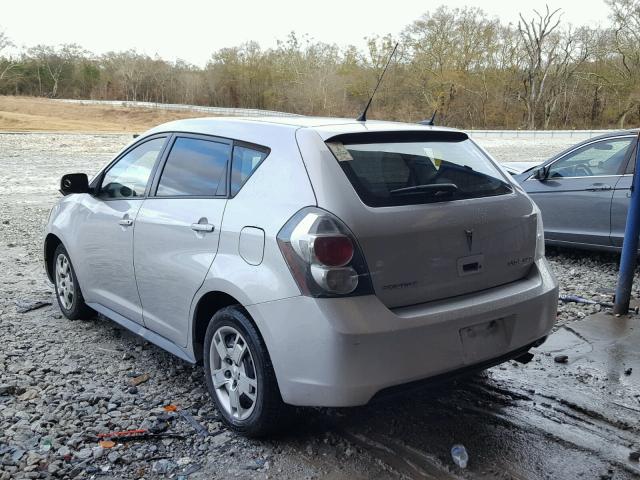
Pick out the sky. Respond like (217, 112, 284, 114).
(1, 0, 612, 66)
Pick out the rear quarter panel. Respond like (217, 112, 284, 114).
(188, 126, 317, 353)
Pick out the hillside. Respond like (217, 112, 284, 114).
(0, 96, 206, 133)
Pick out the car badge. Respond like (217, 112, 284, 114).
(465, 229, 474, 252)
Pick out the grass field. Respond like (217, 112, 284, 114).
(0, 96, 206, 132)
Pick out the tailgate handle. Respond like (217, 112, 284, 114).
(462, 262, 480, 273)
(457, 254, 484, 277)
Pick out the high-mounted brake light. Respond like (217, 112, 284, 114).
(277, 207, 373, 297)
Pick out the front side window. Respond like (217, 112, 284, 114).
(326, 132, 511, 207)
(231, 144, 269, 196)
(99, 137, 165, 199)
(548, 137, 633, 178)
(156, 137, 230, 197)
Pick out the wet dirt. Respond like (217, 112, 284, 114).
(327, 313, 640, 479)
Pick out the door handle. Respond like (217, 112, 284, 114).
(586, 184, 612, 191)
(191, 223, 215, 233)
(118, 218, 133, 227)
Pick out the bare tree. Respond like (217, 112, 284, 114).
(606, 0, 640, 127)
(518, 6, 563, 129)
(0, 30, 17, 83)
(542, 26, 593, 128)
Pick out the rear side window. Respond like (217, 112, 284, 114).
(230, 144, 269, 196)
(156, 137, 230, 197)
(626, 144, 637, 174)
(326, 132, 512, 207)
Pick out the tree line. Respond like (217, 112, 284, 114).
(2, 0, 640, 130)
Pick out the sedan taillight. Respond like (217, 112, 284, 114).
(277, 207, 373, 297)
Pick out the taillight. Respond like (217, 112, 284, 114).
(277, 207, 373, 297)
(313, 236, 354, 267)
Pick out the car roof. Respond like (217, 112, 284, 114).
(143, 116, 463, 141)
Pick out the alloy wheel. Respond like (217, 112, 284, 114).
(210, 325, 258, 420)
(55, 253, 75, 311)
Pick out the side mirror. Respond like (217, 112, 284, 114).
(533, 167, 549, 181)
(60, 173, 90, 195)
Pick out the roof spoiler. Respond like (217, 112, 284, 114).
(325, 130, 468, 144)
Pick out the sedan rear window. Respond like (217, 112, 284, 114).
(326, 132, 512, 207)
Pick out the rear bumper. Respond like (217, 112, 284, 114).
(248, 258, 558, 407)
(371, 336, 546, 402)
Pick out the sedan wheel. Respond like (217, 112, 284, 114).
(55, 253, 75, 310)
(210, 325, 258, 421)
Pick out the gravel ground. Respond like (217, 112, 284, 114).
(1, 131, 638, 479)
(471, 132, 596, 163)
(547, 248, 639, 325)
(0, 133, 393, 479)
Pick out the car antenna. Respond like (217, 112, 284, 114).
(418, 110, 437, 126)
(357, 42, 399, 122)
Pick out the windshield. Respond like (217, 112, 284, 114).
(326, 135, 512, 207)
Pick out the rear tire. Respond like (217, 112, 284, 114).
(203, 306, 290, 437)
(52, 244, 93, 320)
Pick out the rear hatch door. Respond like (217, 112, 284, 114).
(296, 128, 537, 309)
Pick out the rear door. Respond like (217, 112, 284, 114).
(611, 141, 637, 247)
(524, 136, 633, 246)
(134, 134, 231, 346)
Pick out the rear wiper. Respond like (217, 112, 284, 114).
(389, 183, 459, 196)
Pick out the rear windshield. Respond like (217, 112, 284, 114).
(326, 133, 512, 207)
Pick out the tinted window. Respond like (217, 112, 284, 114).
(327, 135, 511, 207)
(156, 137, 230, 197)
(231, 145, 269, 196)
(99, 137, 165, 199)
(549, 137, 633, 178)
(626, 143, 637, 174)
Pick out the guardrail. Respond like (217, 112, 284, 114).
(53, 99, 302, 118)
(466, 129, 616, 139)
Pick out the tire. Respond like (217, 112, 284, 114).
(203, 306, 290, 437)
(52, 244, 93, 320)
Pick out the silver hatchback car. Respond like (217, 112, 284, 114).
(44, 117, 558, 436)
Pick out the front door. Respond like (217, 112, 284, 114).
(134, 134, 231, 346)
(525, 136, 633, 247)
(75, 136, 167, 323)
